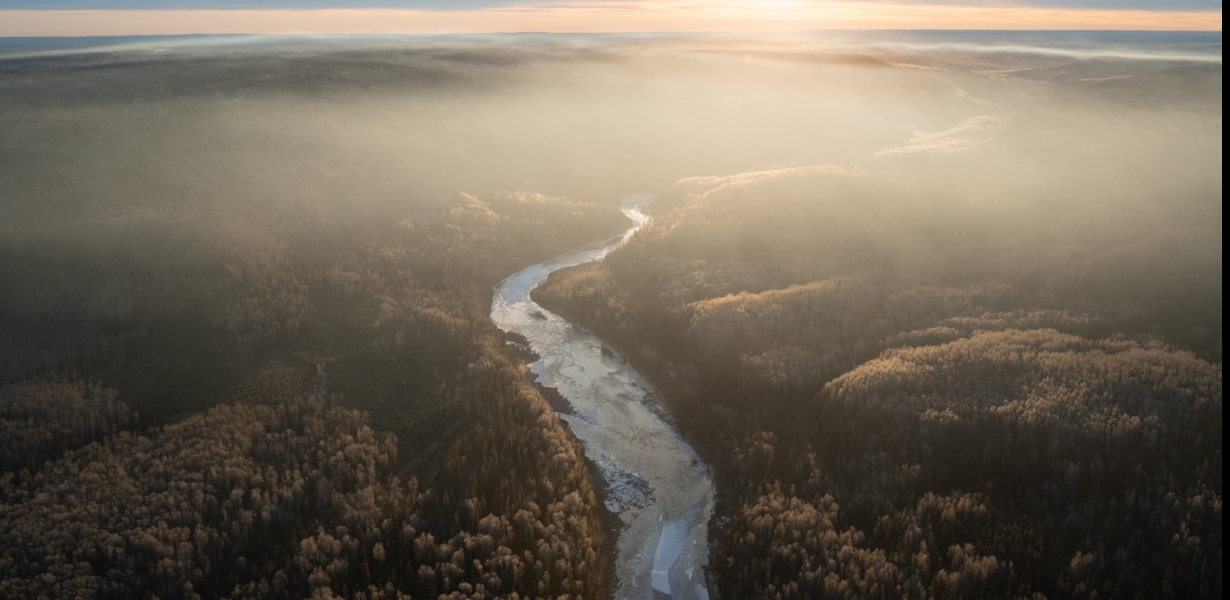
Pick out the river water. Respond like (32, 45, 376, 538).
(491, 195, 713, 600)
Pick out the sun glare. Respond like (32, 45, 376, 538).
(0, 1, 1221, 36)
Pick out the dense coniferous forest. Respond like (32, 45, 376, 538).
(0, 33, 1221, 598)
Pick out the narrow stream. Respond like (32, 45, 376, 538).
(491, 195, 713, 600)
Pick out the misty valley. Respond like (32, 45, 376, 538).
(0, 32, 1221, 599)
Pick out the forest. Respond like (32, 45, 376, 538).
(531, 35, 1222, 600)
(0, 38, 635, 598)
(1, 32, 1222, 599)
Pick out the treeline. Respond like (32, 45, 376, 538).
(718, 330, 1221, 599)
(0, 48, 632, 598)
(533, 72, 1222, 597)
(0, 389, 606, 599)
(0, 189, 618, 596)
(0, 380, 134, 476)
(1, 33, 1220, 598)
(0, 191, 619, 597)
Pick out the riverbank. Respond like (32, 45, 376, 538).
(530, 274, 728, 599)
(490, 197, 714, 600)
(501, 328, 622, 599)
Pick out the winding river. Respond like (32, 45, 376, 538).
(491, 195, 714, 600)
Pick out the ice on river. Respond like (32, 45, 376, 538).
(492, 196, 713, 600)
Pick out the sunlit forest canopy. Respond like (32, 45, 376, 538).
(0, 31, 1222, 599)
(526, 30, 1220, 600)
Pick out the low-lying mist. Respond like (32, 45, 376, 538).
(0, 30, 1221, 600)
(2, 31, 1219, 230)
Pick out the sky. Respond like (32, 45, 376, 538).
(0, 1, 1222, 36)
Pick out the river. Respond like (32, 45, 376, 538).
(491, 195, 714, 600)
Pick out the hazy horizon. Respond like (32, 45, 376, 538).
(0, 27, 1220, 600)
(0, 0, 1222, 36)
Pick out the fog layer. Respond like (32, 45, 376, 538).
(0, 31, 1221, 599)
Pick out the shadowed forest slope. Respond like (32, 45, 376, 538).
(0, 32, 1221, 599)
(0, 38, 642, 599)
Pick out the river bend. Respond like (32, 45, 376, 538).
(491, 195, 713, 600)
